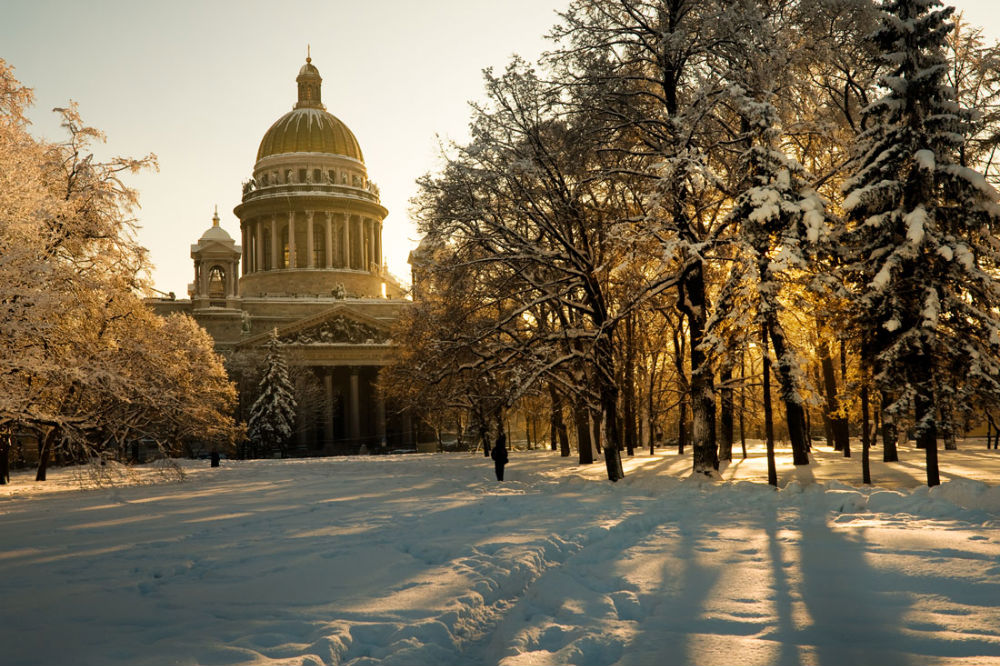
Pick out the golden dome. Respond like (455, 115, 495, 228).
(256, 108, 364, 162)
(255, 56, 365, 162)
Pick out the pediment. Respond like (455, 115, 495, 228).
(191, 239, 241, 256)
(239, 305, 392, 348)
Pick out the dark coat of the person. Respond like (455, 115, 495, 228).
(491, 431, 508, 481)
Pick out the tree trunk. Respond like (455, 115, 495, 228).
(941, 404, 958, 450)
(861, 383, 872, 485)
(766, 319, 809, 466)
(36, 429, 57, 482)
(913, 365, 940, 486)
(879, 391, 898, 461)
(813, 363, 834, 448)
(677, 399, 687, 455)
(678, 262, 717, 475)
(591, 409, 601, 459)
(719, 360, 734, 462)
(986, 412, 999, 450)
(762, 327, 777, 487)
(739, 349, 747, 460)
(600, 385, 625, 482)
(623, 315, 637, 457)
(574, 400, 594, 465)
(819, 338, 850, 452)
(0, 434, 9, 485)
(549, 385, 570, 456)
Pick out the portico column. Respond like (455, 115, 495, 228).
(375, 221, 382, 271)
(349, 368, 361, 443)
(324, 372, 334, 448)
(270, 215, 279, 270)
(305, 210, 314, 268)
(324, 212, 333, 268)
(288, 211, 296, 268)
(241, 225, 248, 274)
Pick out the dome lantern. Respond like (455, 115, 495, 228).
(295, 48, 323, 110)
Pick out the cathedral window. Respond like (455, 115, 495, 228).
(314, 169, 322, 183)
(298, 168, 307, 183)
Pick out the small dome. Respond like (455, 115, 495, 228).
(298, 61, 320, 78)
(199, 208, 234, 242)
(200, 225, 234, 242)
(256, 107, 364, 162)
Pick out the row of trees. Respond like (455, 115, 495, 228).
(0, 60, 241, 482)
(382, 0, 1000, 486)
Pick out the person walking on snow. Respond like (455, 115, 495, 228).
(491, 420, 508, 481)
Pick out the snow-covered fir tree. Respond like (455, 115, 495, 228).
(247, 330, 297, 457)
(842, 0, 1000, 487)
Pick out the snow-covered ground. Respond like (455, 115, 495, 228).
(1, 443, 999, 666)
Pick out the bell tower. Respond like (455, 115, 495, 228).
(190, 207, 242, 309)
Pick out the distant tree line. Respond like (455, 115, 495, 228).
(381, 0, 1000, 486)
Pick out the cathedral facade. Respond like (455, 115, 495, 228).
(150, 56, 414, 454)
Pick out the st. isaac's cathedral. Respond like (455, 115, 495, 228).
(150, 55, 415, 454)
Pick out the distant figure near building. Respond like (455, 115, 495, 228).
(491, 423, 508, 481)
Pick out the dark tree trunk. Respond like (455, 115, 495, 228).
(591, 409, 601, 458)
(942, 404, 958, 451)
(677, 399, 687, 455)
(762, 327, 777, 487)
(861, 383, 872, 485)
(881, 390, 899, 461)
(0, 434, 9, 485)
(739, 350, 747, 460)
(986, 412, 999, 450)
(819, 339, 850, 452)
(813, 363, 834, 448)
(549, 385, 570, 457)
(678, 261, 717, 475)
(574, 400, 594, 465)
(600, 383, 625, 482)
(719, 361, 734, 462)
(623, 315, 637, 457)
(913, 361, 940, 486)
(36, 429, 57, 482)
(766, 319, 809, 466)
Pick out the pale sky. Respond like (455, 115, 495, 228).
(2, 0, 998, 296)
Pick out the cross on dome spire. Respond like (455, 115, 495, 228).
(212, 205, 220, 226)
